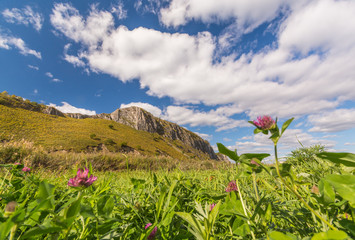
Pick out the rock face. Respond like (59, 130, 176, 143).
(110, 107, 218, 160)
(42, 106, 65, 117)
(44, 105, 218, 160)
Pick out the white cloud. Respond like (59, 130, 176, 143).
(48, 102, 96, 115)
(0, 33, 41, 59)
(160, 0, 286, 32)
(50, 0, 355, 125)
(120, 102, 163, 117)
(50, 3, 114, 46)
(194, 132, 212, 141)
(2, 6, 44, 31)
(345, 142, 355, 146)
(226, 128, 336, 156)
(33, 89, 38, 94)
(163, 106, 249, 131)
(111, 0, 128, 19)
(62, 43, 86, 68)
(308, 108, 355, 132)
(28, 65, 39, 70)
(52, 78, 62, 83)
(45, 72, 53, 78)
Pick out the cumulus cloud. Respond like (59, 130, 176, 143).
(163, 106, 249, 131)
(159, 0, 286, 32)
(50, 0, 355, 130)
(0, 33, 41, 59)
(308, 108, 355, 132)
(226, 128, 336, 156)
(48, 102, 96, 115)
(45, 72, 53, 78)
(2, 6, 44, 31)
(120, 102, 163, 117)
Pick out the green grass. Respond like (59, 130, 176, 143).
(0, 104, 213, 160)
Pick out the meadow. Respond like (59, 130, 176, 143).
(0, 117, 354, 239)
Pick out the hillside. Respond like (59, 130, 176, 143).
(0, 92, 218, 161)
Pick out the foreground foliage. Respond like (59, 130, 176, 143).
(0, 116, 354, 239)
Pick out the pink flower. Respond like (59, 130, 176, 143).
(210, 203, 216, 211)
(145, 223, 158, 240)
(225, 181, 238, 192)
(68, 168, 97, 188)
(250, 159, 260, 166)
(22, 167, 31, 172)
(253, 116, 275, 130)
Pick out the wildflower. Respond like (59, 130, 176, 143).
(4, 201, 17, 217)
(145, 223, 158, 240)
(311, 185, 319, 195)
(22, 167, 31, 172)
(14, 162, 21, 165)
(253, 116, 275, 130)
(225, 180, 238, 192)
(68, 168, 97, 188)
(250, 159, 260, 166)
(210, 203, 216, 211)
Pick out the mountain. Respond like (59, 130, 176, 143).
(0, 91, 220, 161)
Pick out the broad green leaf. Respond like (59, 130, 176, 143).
(319, 179, 335, 205)
(97, 195, 115, 217)
(217, 143, 239, 161)
(22, 224, 63, 238)
(37, 181, 55, 209)
(239, 153, 270, 161)
(316, 152, 355, 167)
(65, 196, 82, 219)
(311, 230, 349, 240)
(269, 231, 297, 240)
(232, 219, 250, 237)
(325, 174, 355, 207)
(281, 118, 294, 135)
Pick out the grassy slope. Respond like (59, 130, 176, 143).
(0, 104, 211, 160)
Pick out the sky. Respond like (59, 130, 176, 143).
(1, 0, 355, 160)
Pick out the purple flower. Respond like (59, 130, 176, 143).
(225, 180, 238, 192)
(253, 116, 275, 130)
(22, 167, 31, 172)
(210, 203, 216, 211)
(145, 223, 158, 240)
(68, 168, 97, 188)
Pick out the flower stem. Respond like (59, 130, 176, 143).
(252, 172, 260, 202)
(273, 144, 337, 231)
(236, 180, 256, 240)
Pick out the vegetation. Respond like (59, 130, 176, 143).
(0, 97, 212, 160)
(0, 115, 354, 239)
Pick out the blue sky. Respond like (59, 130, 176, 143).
(1, 0, 355, 159)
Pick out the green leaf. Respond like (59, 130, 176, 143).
(318, 179, 335, 205)
(22, 224, 63, 238)
(316, 152, 355, 167)
(324, 174, 355, 207)
(311, 230, 349, 240)
(339, 219, 355, 236)
(281, 118, 294, 135)
(217, 143, 239, 161)
(37, 181, 55, 209)
(176, 212, 205, 240)
(65, 196, 82, 219)
(97, 195, 115, 217)
(269, 231, 298, 240)
(239, 153, 270, 161)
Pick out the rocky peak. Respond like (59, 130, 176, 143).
(110, 107, 218, 160)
